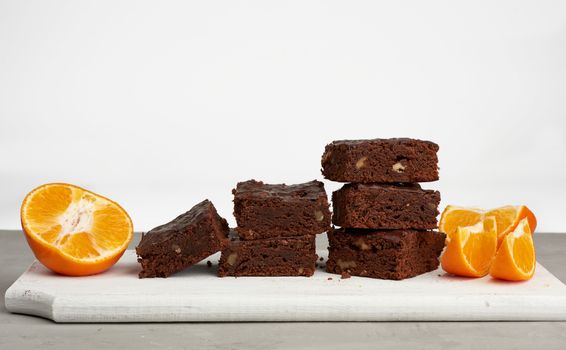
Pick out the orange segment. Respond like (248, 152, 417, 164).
(486, 205, 537, 246)
(21, 183, 133, 276)
(24, 185, 72, 235)
(489, 218, 536, 281)
(91, 204, 133, 251)
(439, 205, 484, 240)
(60, 232, 101, 259)
(440, 216, 498, 278)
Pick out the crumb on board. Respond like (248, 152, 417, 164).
(206, 261, 212, 268)
(327, 277, 333, 281)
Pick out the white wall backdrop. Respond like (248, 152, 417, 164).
(1, 0, 565, 232)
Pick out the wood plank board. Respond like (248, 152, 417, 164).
(5, 250, 566, 322)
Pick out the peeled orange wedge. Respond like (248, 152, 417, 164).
(440, 205, 537, 246)
(441, 217, 498, 278)
(489, 218, 536, 281)
(21, 183, 133, 276)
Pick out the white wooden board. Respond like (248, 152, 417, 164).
(5, 250, 566, 322)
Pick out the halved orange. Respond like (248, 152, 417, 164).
(489, 218, 536, 281)
(21, 183, 133, 276)
(441, 216, 498, 278)
(439, 205, 537, 246)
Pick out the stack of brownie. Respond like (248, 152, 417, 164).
(218, 180, 331, 277)
(321, 138, 446, 280)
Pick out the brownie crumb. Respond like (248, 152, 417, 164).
(206, 261, 212, 268)
(319, 257, 324, 262)
(327, 277, 333, 281)
(341, 271, 352, 279)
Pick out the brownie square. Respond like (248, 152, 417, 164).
(136, 200, 229, 278)
(321, 138, 439, 183)
(218, 231, 317, 277)
(332, 183, 440, 230)
(233, 179, 331, 240)
(326, 228, 446, 280)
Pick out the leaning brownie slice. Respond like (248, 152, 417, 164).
(136, 200, 229, 278)
(233, 179, 331, 240)
(321, 138, 439, 183)
(326, 228, 446, 280)
(332, 183, 440, 230)
(218, 230, 316, 277)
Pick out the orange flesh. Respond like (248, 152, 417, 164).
(463, 218, 497, 275)
(439, 206, 484, 240)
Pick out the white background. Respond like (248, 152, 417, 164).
(1, 0, 565, 232)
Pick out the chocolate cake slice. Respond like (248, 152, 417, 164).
(136, 199, 229, 278)
(326, 227, 446, 280)
(321, 138, 439, 183)
(233, 179, 331, 240)
(332, 183, 440, 230)
(218, 230, 317, 277)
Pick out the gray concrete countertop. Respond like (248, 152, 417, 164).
(1, 230, 566, 350)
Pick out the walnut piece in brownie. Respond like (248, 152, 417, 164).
(332, 183, 440, 230)
(321, 138, 439, 183)
(326, 228, 446, 280)
(218, 230, 317, 277)
(136, 200, 229, 278)
(233, 179, 331, 240)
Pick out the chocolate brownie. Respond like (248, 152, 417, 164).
(218, 230, 317, 277)
(332, 183, 440, 230)
(321, 138, 439, 183)
(233, 179, 331, 240)
(136, 200, 229, 278)
(326, 228, 446, 280)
